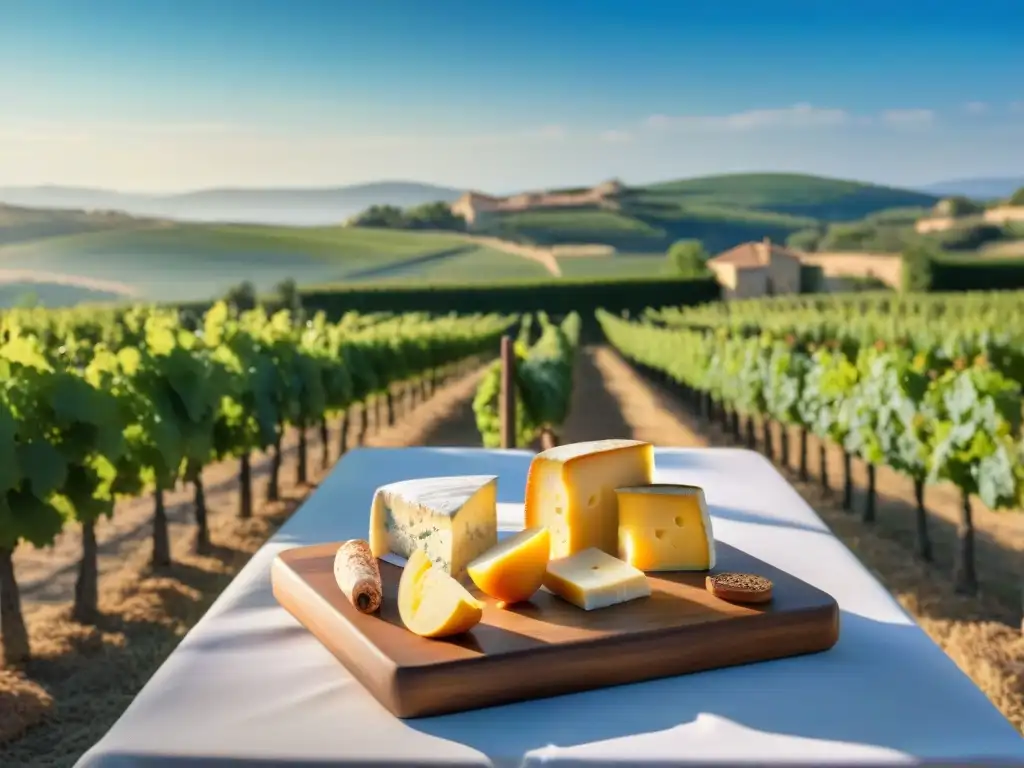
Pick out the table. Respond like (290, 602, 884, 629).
(76, 447, 1024, 767)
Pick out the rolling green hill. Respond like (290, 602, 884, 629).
(0, 172, 949, 308)
(479, 173, 941, 254)
(0, 203, 148, 247)
(483, 205, 809, 254)
(634, 173, 939, 219)
(0, 223, 547, 303)
(487, 208, 665, 251)
(555, 253, 669, 279)
(0, 281, 124, 309)
(0, 181, 464, 227)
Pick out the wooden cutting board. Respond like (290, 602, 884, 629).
(272, 541, 839, 719)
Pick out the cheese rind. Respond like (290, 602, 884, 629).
(616, 484, 716, 571)
(467, 527, 550, 606)
(524, 439, 654, 559)
(543, 547, 651, 610)
(369, 475, 498, 581)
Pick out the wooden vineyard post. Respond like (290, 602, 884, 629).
(500, 336, 516, 449)
(540, 428, 559, 450)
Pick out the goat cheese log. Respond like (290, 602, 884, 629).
(334, 539, 383, 614)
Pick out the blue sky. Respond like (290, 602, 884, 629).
(1, 0, 1022, 192)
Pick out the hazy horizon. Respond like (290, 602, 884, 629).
(4, 170, 1000, 198)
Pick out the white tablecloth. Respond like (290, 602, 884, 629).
(76, 447, 1024, 767)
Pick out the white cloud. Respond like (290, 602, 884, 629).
(645, 103, 849, 132)
(643, 104, 944, 133)
(963, 101, 989, 115)
(879, 108, 934, 127)
(1009, 101, 1024, 114)
(599, 129, 632, 144)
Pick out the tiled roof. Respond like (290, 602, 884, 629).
(708, 240, 799, 270)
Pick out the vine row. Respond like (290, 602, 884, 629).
(0, 302, 515, 664)
(597, 307, 1022, 597)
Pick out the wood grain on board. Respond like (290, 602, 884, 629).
(272, 541, 839, 718)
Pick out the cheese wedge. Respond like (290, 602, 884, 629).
(543, 547, 651, 610)
(616, 484, 716, 571)
(398, 549, 483, 638)
(369, 475, 498, 581)
(524, 439, 654, 559)
(467, 527, 550, 606)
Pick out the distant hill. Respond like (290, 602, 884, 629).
(0, 203, 150, 247)
(0, 172, 948, 284)
(635, 173, 939, 221)
(478, 173, 941, 253)
(917, 177, 1024, 201)
(0, 223, 561, 304)
(0, 181, 464, 227)
(0, 169, 957, 310)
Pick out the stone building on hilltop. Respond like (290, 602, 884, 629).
(449, 192, 504, 227)
(592, 179, 625, 197)
(449, 179, 625, 229)
(707, 237, 803, 299)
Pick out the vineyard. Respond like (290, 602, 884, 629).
(1, 291, 1023, 763)
(599, 292, 1024, 597)
(473, 311, 581, 449)
(0, 302, 515, 667)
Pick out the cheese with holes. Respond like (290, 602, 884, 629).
(369, 475, 498, 581)
(542, 547, 651, 610)
(524, 439, 654, 559)
(616, 484, 716, 571)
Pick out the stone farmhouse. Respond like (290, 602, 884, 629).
(450, 179, 625, 228)
(707, 238, 803, 299)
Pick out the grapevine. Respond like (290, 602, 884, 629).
(473, 312, 581, 448)
(598, 301, 1024, 597)
(0, 301, 515, 664)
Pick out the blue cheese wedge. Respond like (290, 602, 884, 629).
(369, 475, 499, 581)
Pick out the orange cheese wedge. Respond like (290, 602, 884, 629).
(467, 527, 550, 607)
(398, 549, 483, 638)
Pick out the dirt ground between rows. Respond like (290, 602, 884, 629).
(1, 346, 1021, 766)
